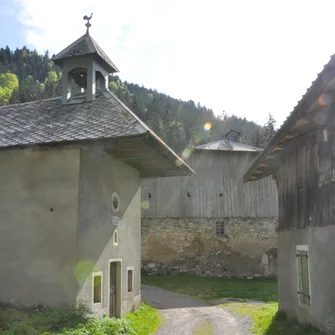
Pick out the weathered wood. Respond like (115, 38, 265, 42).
(142, 150, 279, 218)
(275, 131, 335, 231)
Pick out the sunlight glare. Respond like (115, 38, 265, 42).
(204, 122, 212, 131)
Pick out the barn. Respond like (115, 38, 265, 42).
(141, 132, 279, 277)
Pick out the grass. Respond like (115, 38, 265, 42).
(142, 275, 326, 335)
(0, 302, 160, 335)
(223, 303, 326, 335)
(142, 275, 278, 302)
(126, 303, 162, 335)
(192, 321, 215, 335)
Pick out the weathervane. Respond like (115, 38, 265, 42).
(83, 13, 93, 34)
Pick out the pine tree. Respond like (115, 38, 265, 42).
(260, 113, 277, 148)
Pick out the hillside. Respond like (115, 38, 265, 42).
(0, 46, 274, 153)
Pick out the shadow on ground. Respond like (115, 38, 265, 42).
(264, 312, 326, 335)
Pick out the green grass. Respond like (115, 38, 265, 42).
(0, 302, 160, 335)
(126, 303, 162, 335)
(142, 275, 278, 302)
(223, 302, 326, 335)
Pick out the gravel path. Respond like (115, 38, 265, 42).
(141, 285, 252, 335)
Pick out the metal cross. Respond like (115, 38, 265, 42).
(83, 13, 93, 34)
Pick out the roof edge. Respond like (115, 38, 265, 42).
(103, 90, 195, 175)
(243, 55, 335, 183)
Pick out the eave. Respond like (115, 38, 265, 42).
(243, 57, 335, 183)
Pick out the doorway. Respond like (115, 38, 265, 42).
(109, 260, 121, 317)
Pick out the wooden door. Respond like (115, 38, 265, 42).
(109, 261, 121, 317)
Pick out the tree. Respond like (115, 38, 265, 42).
(260, 113, 277, 148)
(0, 72, 19, 105)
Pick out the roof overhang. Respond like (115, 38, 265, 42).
(20, 134, 194, 178)
(243, 57, 335, 183)
(108, 133, 195, 178)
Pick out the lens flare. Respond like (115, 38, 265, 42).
(318, 93, 332, 107)
(74, 260, 95, 285)
(204, 122, 212, 131)
(141, 200, 150, 210)
(182, 148, 192, 160)
(175, 159, 183, 167)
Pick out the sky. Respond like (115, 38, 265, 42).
(1, 0, 335, 127)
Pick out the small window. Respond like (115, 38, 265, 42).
(113, 230, 118, 246)
(112, 192, 120, 212)
(215, 221, 227, 237)
(93, 273, 102, 303)
(127, 269, 133, 293)
(296, 246, 310, 306)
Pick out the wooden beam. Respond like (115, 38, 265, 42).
(273, 146, 285, 152)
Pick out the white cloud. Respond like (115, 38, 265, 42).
(13, 0, 335, 126)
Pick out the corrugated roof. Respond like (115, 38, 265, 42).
(52, 33, 119, 73)
(196, 139, 262, 152)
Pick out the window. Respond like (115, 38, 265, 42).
(296, 246, 310, 306)
(215, 221, 227, 237)
(112, 192, 120, 212)
(113, 230, 118, 246)
(93, 273, 102, 304)
(318, 128, 335, 185)
(127, 269, 133, 293)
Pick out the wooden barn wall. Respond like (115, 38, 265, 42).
(278, 131, 335, 231)
(142, 151, 279, 218)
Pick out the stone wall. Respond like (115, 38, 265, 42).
(141, 217, 278, 278)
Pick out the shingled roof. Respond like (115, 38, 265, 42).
(0, 90, 194, 177)
(52, 33, 119, 73)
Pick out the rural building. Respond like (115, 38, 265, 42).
(142, 131, 279, 278)
(0, 21, 193, 317)
(243, 55, 335, 334)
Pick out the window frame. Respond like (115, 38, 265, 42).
(126, 267, 134, 294)
(92, 271, 103, 305)
(215, 221, 228, 238)
(296, 245, 311, 307)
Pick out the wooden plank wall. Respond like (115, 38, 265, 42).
(278, 131, 335, 231)
(142, 150, 279, 218)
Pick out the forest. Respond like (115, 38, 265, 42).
(0, 46, 276, 154)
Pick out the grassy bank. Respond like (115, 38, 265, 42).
(142, 275, 277, 302)
(0, 302, 161, 335)
(142, 275, 325, 335)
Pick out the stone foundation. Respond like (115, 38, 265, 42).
(141, 217, 278, 278)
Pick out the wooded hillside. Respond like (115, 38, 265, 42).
(0, 46, 276, 153)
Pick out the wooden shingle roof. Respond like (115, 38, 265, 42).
(52, 33, 119, 73)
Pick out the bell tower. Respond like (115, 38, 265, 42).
(51, 14, 119, 104)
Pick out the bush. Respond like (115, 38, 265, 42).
(0, 303, 91, 335)
(0, 302, 160, 335)
(58, 318, 135, 335)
